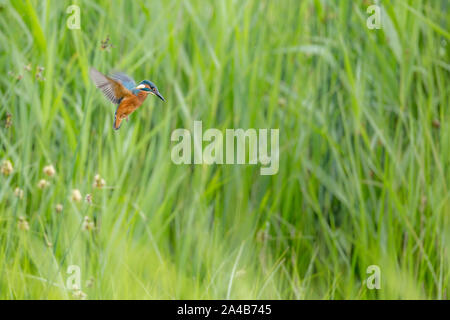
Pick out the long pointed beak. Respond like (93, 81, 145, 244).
(155, 91, 165, 102)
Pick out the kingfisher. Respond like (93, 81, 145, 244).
(89, 67, 165, 130)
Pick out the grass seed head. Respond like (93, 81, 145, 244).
(18, 216, 30, 231)
(85, 193, 92, 204)
(71, 285, 87, 300)
(37, 179, 50, 189)
(93, 174, 106, 189)
(71, 189, 82, 202)
(14, 187, 24, 199)
(5, 112, 12, 128)
(43, 165, 56, 177)
(86, 277, 94, 288)
(83, 216, 95, 231)
(1, 160, 13, 176)
(44, 234, 53, 247)
(55, 203, 63, 213)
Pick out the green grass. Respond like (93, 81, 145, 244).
(0, 0, 449, 299)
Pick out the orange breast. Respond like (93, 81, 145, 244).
(113, 93, 149, 130)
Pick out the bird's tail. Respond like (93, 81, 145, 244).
(113, 110, 122, 130)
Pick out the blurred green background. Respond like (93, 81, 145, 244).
(0, 0, 449, 299)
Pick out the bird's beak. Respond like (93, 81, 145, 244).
(155, 91, 165, 102)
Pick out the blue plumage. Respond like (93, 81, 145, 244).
(111, 72, 136, 91)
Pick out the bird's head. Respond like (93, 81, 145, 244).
(136, 80, 165, 102)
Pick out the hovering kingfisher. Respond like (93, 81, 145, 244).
(89, 67, 165, 130)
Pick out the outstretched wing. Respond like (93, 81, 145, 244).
(89, 67, 132, 104)
(111, 72, 136, 91)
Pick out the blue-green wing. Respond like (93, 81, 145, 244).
(111, 72, 136, 91)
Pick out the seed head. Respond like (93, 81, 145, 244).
(71, 189, 82, 202)
(1, 160, 13, 176)
(85, 193, 92, 204)
(5, 113, 12, 128)
(82, 216, 95, 231)
(93, 174, 106, 189)
(43, 165, 56, 177)
(44, 234, 53, 247)
(55, 203, 63, 213)
(35, 66, 45, 81)
(85, 277, 94, 288)
(37, 179, 50, 189)
(18, 216, 30, 231)
(14, 187, 24, 199)
(71, 285, 87, 300)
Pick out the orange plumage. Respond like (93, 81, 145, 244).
(113, 87, 150, 130)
